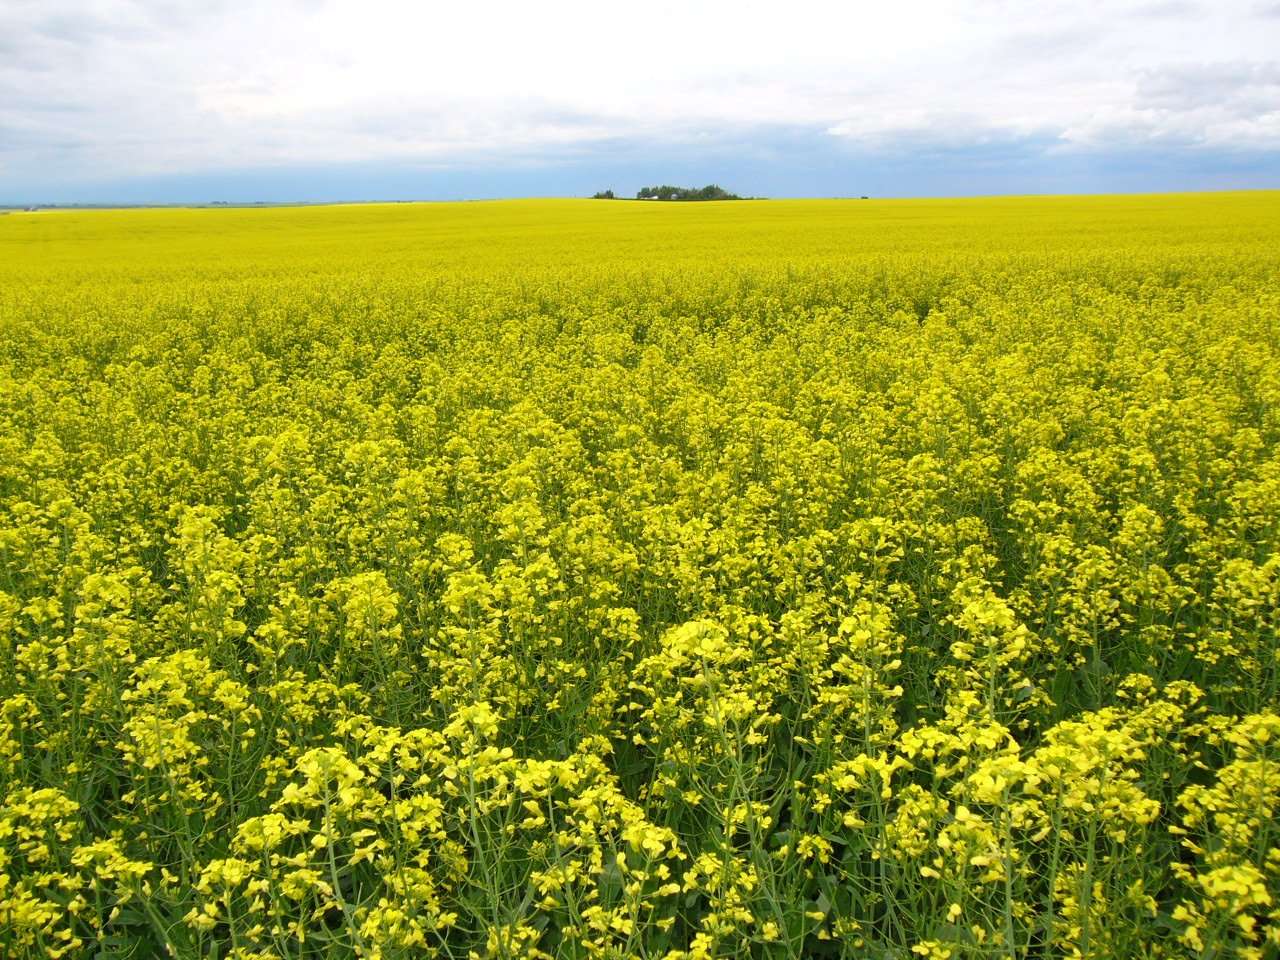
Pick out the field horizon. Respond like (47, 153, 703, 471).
(4, 186, 1278, 213)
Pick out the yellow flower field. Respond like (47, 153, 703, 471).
(1, 194, 1277, 958)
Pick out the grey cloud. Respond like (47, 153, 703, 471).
(1134, 1, 1206, 19)
(1059, 60, 1280, 149)
(0, 96, 97, 115)
(133, 0, 333, 33)
(132, 0, 322, 33)
(25, 3, 153, 46)
(994, 26, 1103, 63)
(1137, 61, 1280, 112)
(0, 119, 96, 157)
(2, 3, 143, 78)
(32, 13, 117, 44)
(10, 0, 314, 65)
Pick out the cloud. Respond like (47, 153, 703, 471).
(1057, 60, 1280, 149)
(3, 0, 1279, 195)
(1136, 60, 1280, 111)
(824, 113, 1047, 151)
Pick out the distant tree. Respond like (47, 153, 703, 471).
(591, 189, 616, 199)
(635, 184, 740, 201)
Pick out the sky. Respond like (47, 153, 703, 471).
(2, 0, 1279, 202)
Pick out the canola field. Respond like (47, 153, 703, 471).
(0, 194, 1278, 959)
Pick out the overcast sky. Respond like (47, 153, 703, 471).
(3, 0, 1279, 201)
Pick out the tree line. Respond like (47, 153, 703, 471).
(592, 185, 742, 201)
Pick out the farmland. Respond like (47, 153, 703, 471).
(1, 194, 1278, 958)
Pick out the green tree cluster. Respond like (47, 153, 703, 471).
(636, 184, 740, 200)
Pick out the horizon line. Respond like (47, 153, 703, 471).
(4, 186, 1278, 211)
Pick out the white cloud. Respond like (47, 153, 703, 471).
(1057, 61, 1280, 148)
(2, 0, 1278, 186)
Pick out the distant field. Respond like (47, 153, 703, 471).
(1, 194, 1277, 959)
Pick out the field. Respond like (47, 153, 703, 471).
(1, 194, 1278, 959)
